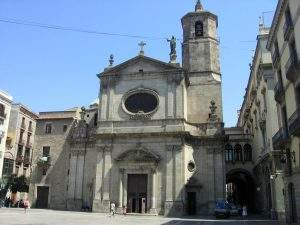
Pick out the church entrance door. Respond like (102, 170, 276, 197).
(127, 174, 148, 213)
(187, 192, 197, 215)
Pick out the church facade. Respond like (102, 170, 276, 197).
(29, 2, 226, 216)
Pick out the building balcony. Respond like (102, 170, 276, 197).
(20, 122, 26, 130)
(28, 126, 33, 133)
(0, 112, 6, 120)
(285, 53, 300, 82)
(23, 157, 31, 167)
(283, 20, 294, 41)
(272, 49, 280, 68)
(26, 142, 32, 148)
(274, 82, 285, 102)
(272, 127, 289, 150)
(15, 155, 23, 164)
(288, 108, 300, 137)
(18, 139, 25, 146)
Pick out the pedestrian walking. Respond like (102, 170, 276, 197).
(110, 202, 116, 217)
(242, 205, 247, 219)
(122, 205, 127, 216)
(23, 198, 30, 213)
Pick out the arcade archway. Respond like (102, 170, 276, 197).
(226, 169, 255, 211)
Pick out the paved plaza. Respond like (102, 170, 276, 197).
(0, 208, 287, 225)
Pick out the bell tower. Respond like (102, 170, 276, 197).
(181, 1, 223, 123)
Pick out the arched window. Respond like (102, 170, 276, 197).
(234, 144, 243, 162)
(225, 144, 234, 163)
(244, 144, 252, 162)
(195, 21, 204, 37)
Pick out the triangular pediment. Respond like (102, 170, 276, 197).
(116, 148, 160, 163)
(99, 55, 182, 77)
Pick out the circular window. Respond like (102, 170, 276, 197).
(124, 90, 158, 115)
(187, 161, 196, 172)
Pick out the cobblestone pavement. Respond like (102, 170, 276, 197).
(0, 208, 287, 225)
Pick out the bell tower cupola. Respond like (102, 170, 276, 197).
(181, 1, 220, 74)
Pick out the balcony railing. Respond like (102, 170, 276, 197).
(23, 157, 31, 167)
(285, 52, 300, 82)
(18, 139, 25, 146)
(272, 127, 289, 150)
(283, 19, 294, 41)
(20, 122, 26, 130)
(26, 142, 32, 148)
(0, 112, 6, 120)
(288, 108, 300, 137)
(15, 155, 23, 164)
(28, 125, 33, 133)
(274, 82, 285, 102)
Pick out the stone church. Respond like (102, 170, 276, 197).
(30, 1, 226, 216)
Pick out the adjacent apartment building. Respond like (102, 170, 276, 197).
(267, 0, 300, 223)
(3, 104, 38, 179)
(0, 90, 13, 179)
(29, 106, 98, 209)
(237, 23, 285, 220)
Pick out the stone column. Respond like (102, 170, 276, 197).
(93, 148, 104, 210)
(207, 146, 216, 214)
(102, 147, 112, 211)
(123, 172, 128, 210)
(150, 170, 158, 214)
(174, 146, 184, 215)
(165, 145, 174, 216)
(117, 169, 124, 213)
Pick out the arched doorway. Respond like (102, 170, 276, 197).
(226, 169, 255, 211)
(115, 148, 160, 214)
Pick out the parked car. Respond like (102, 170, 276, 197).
(214, 200, 230, 218)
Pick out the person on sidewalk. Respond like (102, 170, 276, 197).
(242, 205, 247, 219)
(110, 202, 116, 217)
(23, 198, 30, 213)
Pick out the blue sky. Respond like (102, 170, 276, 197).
(0, 0, 277, 127)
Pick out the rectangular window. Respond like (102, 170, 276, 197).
(19, 130, 24, 143)
(42, 146, 50, 157)
(94, 113, 98, 127)
(45, 123, 52, 134)
(0, 104, 5, 117)
(290, 40, 298, 63)
(15, 166, 19, 175)
(28, 121, 32, 131)
(3, 158, 14, 176)
(24, 148, 30, 158)
(285, 6, 293, 26)
(21, 117, 25, 128)
(17, 145, 23, 156)
(27, 133, 31, 146)
(63, 125, 68, 132)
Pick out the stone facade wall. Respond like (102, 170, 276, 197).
(29, 117, 75, 209)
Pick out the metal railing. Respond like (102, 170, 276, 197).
(288, 108, 300, 136)
(285, 51, 299, 81)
